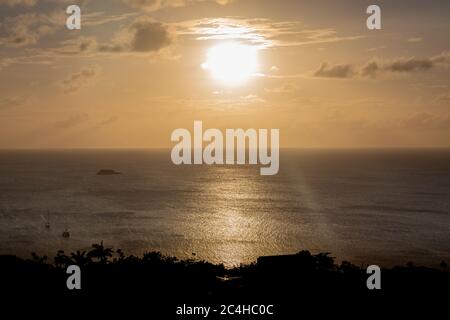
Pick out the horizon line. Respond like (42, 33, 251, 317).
(1, 147, 450, 151)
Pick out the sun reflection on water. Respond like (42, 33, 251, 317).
(195, 166, 262, 267)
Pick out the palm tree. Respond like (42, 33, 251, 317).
(70, 250, 90, 266)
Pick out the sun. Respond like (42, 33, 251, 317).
(202, 42, 258, 86)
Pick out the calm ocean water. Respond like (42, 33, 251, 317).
(0, 149, 449, 267)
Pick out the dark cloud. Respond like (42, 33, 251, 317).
(361, 61, 379, 78)
(316, 52, 450, 79)
(98, 17, 172, 53)
(386, 58, 433, 72)
(129, 19, 171, 52)
(18, 16, 173, 61)
(78, 37, 97, 52)
(361, 53, 449, 78)
(314, 62, 354, 79)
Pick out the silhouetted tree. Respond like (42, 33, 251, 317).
(314, 252, 335, 271)
(114, 249, 126, 262)
(70, 250, 90, 266)
(31, 252, 48, 264)
(54, 250, 70, 268)
(87, 241, 113, 263)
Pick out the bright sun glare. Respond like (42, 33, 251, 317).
(202, 43, 258, 86)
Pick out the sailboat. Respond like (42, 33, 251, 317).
(62, 228, 70, 238)
(62, 224, 70, 238)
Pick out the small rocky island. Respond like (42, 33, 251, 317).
(96, 169, 121, 175)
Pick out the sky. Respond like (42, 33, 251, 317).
(0, 0, 449, 148)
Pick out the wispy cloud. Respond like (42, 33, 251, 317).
(407, 37, 423, 43)
(361, 52, 450, 78)
(53, 114, 89, 129)
(60, 66, 100, 94)
(313, 51, 450, 79)
(82, 11, 138, 27)
(265, 82, 299, 93)
(122, 0, 235, 12)
(314, 62, 354, 79)
(99, 16, 173, 53)
(0, 56, 15, 70)
(0, 11, 64, 48)
(176, 17, 363, 49)
(0, 0, 37, 7)
(19, 15, 176, 64)
(0, 95, 30, 109)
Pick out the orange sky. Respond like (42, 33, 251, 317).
(0, 0, 449, 148)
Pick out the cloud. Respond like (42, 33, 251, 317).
(60, 66, 100, 94)
(92, 115, 120, 129)
(363, 52, 450, 78)
(265, 82, 299, 93)
(47, 36, 98, 56)
(0, 0, 90, 7)
(32, 16, 173, 60)
(123, 0, 185, 11)
(0, 95, 29, 109)
(431, 51, 450, 64)
(178, 17, 274, 48)
(0, 56, 14, 70)
(129, 18, 172, 52)
(434, 93, 450, 104)
(53, 114, 89, 129)
(82, 12, 138, 27)
(367, 46, 386, 52)
(407, 37, 423, 43)
(386, 58, 433, 72)
(215, 0, 234, 4)
(399, 113, 450, 130)
(360, 61, 379, 78)
(314, 62, 354, 79)
(0, 11, 63, 48)
(77, 37, 97, 52)
(176, 17, 363, 49)
(285, 29, 364, 47)
(315, 51, 450, 79)
(0, 0, 37, 6)
(123, 0, 234, 12)
(98, 17, 173, 53)
(270, 65, 279, 72)
(99, 115, 119, 126)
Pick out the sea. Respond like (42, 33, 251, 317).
(0, 149, 449, 267)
